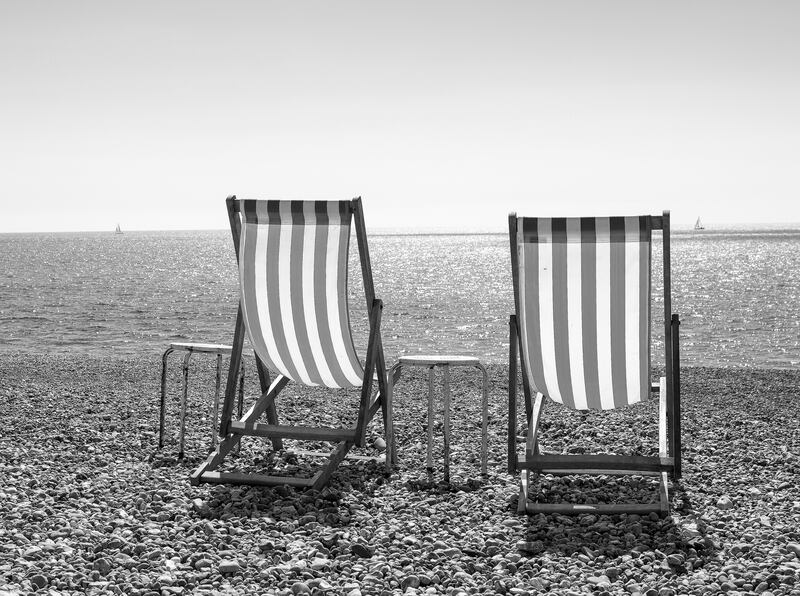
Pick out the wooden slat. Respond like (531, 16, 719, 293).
(662, 210, 676, 469)
(352, 197, 375, 308)
(659, 471, 670, 516)
(541, 468, 663, 477)
(199, 471, 316, 488)
(518, 469, 530, 514)
(312, 441, 352, 489)
(169, 342, 232, 353)
(255, 355, 282, 451)
(294, 449, 384, 462)
(398, 355, 481, 366)
(218, 196, 246, 436)
(355, 299, 382, 445)
(525, 392, 544, 457)
(672, 313, 682, 479)
(367, 394, 382, 419)
(525, 502, 666, 515)
(659, 376, 668, 456)
(519, 453, 674, 473)
(508, 315, 518, 475)
(658, 376, 671, 519)
(229, 421, 356, 442)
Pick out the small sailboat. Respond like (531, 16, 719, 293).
(115, 223, 123, 234)
(694, 217, 705, 231)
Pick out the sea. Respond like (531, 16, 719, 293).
(1, 226, 798, 369)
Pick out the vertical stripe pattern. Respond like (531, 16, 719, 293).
(238, 200, 364, 388)
(515, 215, 651, 410)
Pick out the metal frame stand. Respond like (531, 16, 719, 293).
(388, 355, 488, 482)
(158, 342, 244, 458)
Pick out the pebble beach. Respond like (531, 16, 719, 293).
(1, 353, 799, 595)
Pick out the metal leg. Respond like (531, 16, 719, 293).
(210, 353, 223, 451)
(442, 364, 451, 483)
(178, 351, 193, 459)
(237, 364, 245, 419)
(386, 363, 401, 469)
(477, 363, 489, 476)
(426, 366, 435, 480)
(159, 347, 175, 449)
(234, 363, 245, 455)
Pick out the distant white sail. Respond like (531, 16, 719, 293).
(694, 217, 705, 230)
(115, 223, 123, 234)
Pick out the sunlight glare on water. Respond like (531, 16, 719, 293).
(1, 227, 798, 368)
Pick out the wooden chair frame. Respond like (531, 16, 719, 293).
(191, 196, 392, 490)
(508, 210, 681, 515)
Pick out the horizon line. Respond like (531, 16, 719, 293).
(3, 222, 800, 235)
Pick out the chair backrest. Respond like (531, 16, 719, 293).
(236, 199, 364, 388)
(511, 215, 656, 410)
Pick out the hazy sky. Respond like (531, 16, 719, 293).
(2, 1, 798, 232)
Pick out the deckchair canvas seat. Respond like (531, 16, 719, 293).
(191, 197, 391, 490)
(508, 212, 681, 515)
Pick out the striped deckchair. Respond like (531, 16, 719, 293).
(191, 197, 391, 489)
(508, 211, 681, 515)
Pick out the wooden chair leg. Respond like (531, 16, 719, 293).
(671, 313, 681, 479)
(192, 376, 289, 486)
(311, 441, 352, 490)
(518, 469, 529, 513)
(508, 315, 518, 475)
(255, 356, 282, 451)
(659, 471, 670, 516)
(658, 376, 670, 516)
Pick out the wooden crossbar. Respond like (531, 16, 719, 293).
(538, 469, 664, 477)
(525, 502, 667, 515)
(519, 454, 675, 473)
(198, 471, 320, 488)
(229, 421, 356, 442)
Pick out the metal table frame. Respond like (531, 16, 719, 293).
(388, 354, 488, 482)
(158, 342, 243, 458)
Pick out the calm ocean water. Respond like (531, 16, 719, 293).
(1, 227, 798, 369)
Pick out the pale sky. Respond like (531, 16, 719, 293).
(1, 0, 798, 232)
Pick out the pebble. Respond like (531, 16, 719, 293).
(587, 575, 611, 586)
(194, 558, 213, 570)
(291, 582, 311, 595)
(351, 543, 375, 558)
(3, 359, 800, 596)
(218, 559, 241, 574)
(516, 541, 544, 554)
(717, 495, 734, 510)
(93, 557, 112, 576)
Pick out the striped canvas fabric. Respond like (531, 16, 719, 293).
(515, 216, 652, 410)
(238, 200, 364, 388)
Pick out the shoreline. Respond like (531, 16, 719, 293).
(1, 353, 798, 595)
